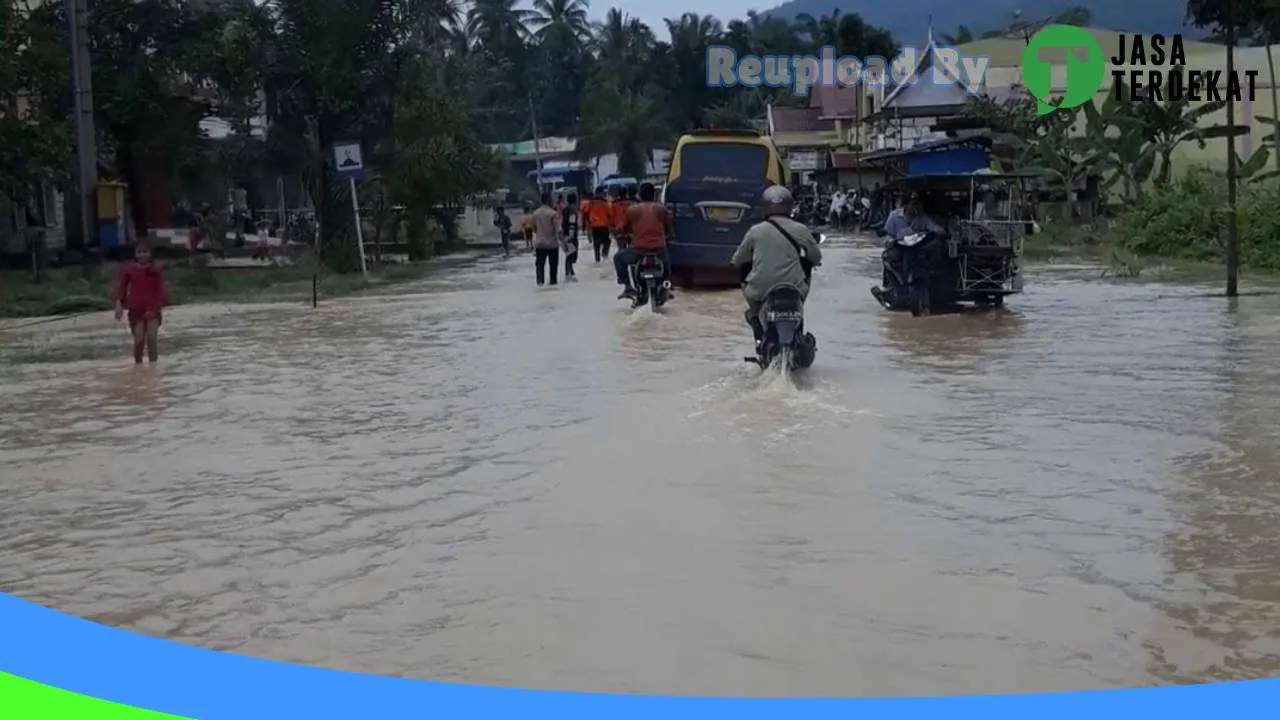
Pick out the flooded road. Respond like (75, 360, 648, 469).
(3, 239, 1280, 697)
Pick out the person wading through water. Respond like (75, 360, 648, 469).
(562, 191, 580, 280)
(493, 204, 513, 257)
(585, 188, 612, 261)
(610, 187, 633, 250)
(530, 193, 563, 286)
(111, 241, 170, 363)
(520, 202, 535, 251)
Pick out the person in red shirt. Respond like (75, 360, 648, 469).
(111, 242, 169, 363)
(614, 182, 672, 303)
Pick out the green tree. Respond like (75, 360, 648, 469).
(794, 10, 898, 58)
(664, 13, 725, 130)
(0, 2, 71, 204)
(574, 82, 670, 178)
(1188, 0, 1280, 171)
(382, 53, 503, 257)
(527, 0, 591, 136)
(24, 0, 236, 237)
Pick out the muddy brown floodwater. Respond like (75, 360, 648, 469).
(3, 238, 1280, 697)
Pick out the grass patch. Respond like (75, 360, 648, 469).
(1022, 224, 1108, 262)
(0, 257, 460, 320)
(1105, 168, 1280, 278)
(1031, 168, 1280, 282)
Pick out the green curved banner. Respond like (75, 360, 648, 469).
(0, 671, 191, 719)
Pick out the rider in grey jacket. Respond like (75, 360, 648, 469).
(730, 186, 823, 349)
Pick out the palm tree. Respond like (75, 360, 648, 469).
(465, 0, 532, 49)
(400, 0, 464, 47)
(529, 0, 590, 50)
(794, 10, 897, 56)
(795, 11, 841, 47)
(744, 11, 808, 55)
(664, 13, 725, 128)
(527, 0, 591, 136)
(591, 9, 655, 93)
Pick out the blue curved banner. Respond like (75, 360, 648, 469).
(0, 592, 1275, 718)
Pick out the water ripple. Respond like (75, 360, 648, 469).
(3, 244, 1280, 696)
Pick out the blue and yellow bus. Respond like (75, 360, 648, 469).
(662, 129, 788, 286)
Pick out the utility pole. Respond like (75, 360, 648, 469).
(66, 0, 98, 277)
(1225, 0, 1240, 297)
(527, 92, 544, 178)
(527, 92, 542, 190)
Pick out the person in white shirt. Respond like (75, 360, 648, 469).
(827, 189, 846, 225)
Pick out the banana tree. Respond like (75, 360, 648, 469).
(1234, 118, 1280, 183)
(1073, 91, 1156, 203)
(1235, 144, 1272, 183)
(1099, 124, 1156, 201)
(1255, 14, 1280, 171)
(1116, 72, 1241, 185)
(1010, 106, 1103, 190)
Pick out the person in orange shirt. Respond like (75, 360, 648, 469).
(610, 187, 633, 250)
(614, 182, 672, 303)
(585, 188, 613, 261)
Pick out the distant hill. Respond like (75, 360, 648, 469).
(762, 0, 1193, 47)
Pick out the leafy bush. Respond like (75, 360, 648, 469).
(1116, 169, 1225, 261)
(1114, 167, 1280, 269)
(1240, 182, 1280, 269)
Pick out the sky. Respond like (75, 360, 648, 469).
(594, 0, 769, 38)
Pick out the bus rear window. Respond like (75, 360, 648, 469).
(678, 143, 769, 182)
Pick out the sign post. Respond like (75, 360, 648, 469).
(333, 140, 367, 277)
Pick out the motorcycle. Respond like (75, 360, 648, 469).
(744, 284, 817, 370)
(875, 230, 949, 316)
(631, 252, 672, 310)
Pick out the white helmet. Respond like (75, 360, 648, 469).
(761, 185, 793, 215)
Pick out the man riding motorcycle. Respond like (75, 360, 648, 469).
(871, 193, 946, 307)
(730, 186, 822, 353)
(614, 182, 672, 305)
